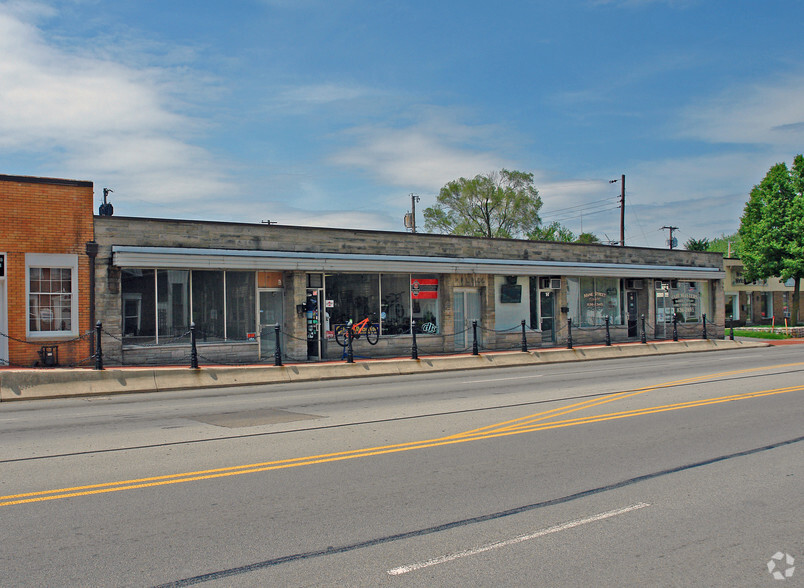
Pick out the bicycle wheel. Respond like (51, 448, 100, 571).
(334, 324, 349, 347)
(366, 323, 379, 345)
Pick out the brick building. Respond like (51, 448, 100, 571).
(724, 258, 804, 326)
(0, 174, 95, 367)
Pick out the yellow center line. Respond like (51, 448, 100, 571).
(2, 363, 802, 507)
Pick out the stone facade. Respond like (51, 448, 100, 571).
(93, 216, 726, 365)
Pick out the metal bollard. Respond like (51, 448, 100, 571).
(672, 313, 678, 342)
(605, 315, 611, 346)
(567, 318, 573, 349)
(641, 314, 647, 344)
(521, 320, 528, 352)
(346, 326, 354, 363)
(190, 322, 199, 369)
(472, 320, 479, 355)
(729, 324, 734, 340)
(274, 324, 283, 367)
(701, 313, 707, 339)
(411, 320, 419, 360)
(94, 321, 104, 370)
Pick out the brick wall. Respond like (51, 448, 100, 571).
(0, 175, 94, 366)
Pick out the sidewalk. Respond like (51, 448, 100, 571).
(0, 338, 776, 402)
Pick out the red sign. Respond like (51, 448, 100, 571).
(411, 278, 438, 299)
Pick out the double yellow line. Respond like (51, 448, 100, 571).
(1, 363, 802, 508)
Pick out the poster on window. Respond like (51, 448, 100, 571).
(411, 278, 438, 299)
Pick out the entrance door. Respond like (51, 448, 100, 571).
(453, 289, 481, 350)
(0, 284, 7, 366)
(539, 290, 555, 343)
(626, 291, 639, 338)
(258, 290, 283, 361)
(306, 289, 323, 360)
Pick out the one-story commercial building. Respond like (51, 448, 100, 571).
(0, 174, 95, 367)
(92, 215, 727, 365)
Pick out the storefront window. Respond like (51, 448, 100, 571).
(122, 269, 156, 343)
(226, 271, 255, 340)
(412, 275, 439, 334)
(191, 270, 225, 340)
(656, 280, 706, 323)
(157, 270, 189, 339)
(569, 277, 621, 327)
(381, 274, 411, 334)
(326, 274, 380, 327)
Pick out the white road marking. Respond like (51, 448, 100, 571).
(463, 374, 544, 384)
(387, 502, 651, 576)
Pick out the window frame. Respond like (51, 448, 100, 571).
(26, 253, 79, 339)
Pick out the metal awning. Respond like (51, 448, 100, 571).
(112, 246, 725, 280)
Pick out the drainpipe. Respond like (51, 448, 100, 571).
(85, 241, 99, 357)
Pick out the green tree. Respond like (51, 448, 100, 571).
(708, 233, 741, 257)
(424, 169, 541, 238)
(575, 232, 600, 244)
(684, 237, 710, 251)
(738, 155, 804, 325)
(528, 221, 575, 242)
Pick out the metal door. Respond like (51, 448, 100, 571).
(453, 289, 481, 350)
(539, 290, 555, 343)
(258, 290, 283, 360)
(626, 291, 638, 338)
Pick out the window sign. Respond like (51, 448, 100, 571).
(411, 278, 438, 299)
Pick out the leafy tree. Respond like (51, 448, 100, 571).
(708, 233, 741, 257)
(528, 221, 575, 242)
(684, 237, 710, 251)
(738, 155, 804, 325)
(575, 232, 600, 244)
(424, 169, 541, 238)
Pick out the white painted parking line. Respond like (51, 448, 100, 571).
(387, 502, 651, 576)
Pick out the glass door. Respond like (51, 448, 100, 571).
(453, 289, 481, 350)
(258, 290, 283, 361)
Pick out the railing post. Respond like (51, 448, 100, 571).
(346, 325, 354, 363)
(605, 315, 611, 346)
(472, 320, 479, 355)
(641, 314, 647, 344)
(190, 322, 199, 369)
(521, 319, 528, 352)
(729, 324, 735, 340)
(672, 313, 678, 342)
(274, 323, 283, 366)
(702, 313, 707, 339)
(567, 318, 573, 349)
(94, 321, 103, 370)
(411, 320, 419, 360)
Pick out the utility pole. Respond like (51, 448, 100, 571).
(404, 193, 420, 233)
(609, 175, 625, 246)
(661, 225, 679, 249)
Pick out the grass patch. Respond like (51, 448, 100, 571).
(725, 329, 792, 340)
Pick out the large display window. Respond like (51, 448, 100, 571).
(325, 273, 439, 336)
(655, 280, 707, 323)
(567, 277, 621, 326)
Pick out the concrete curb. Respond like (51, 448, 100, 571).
(0, 339, 769, 401)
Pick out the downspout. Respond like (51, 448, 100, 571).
(85, 241, 99, 357)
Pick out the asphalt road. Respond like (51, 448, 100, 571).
(0, 345, 802, 587)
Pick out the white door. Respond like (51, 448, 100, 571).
(0, 284, 7, 365)
(453, 289, 482, 350)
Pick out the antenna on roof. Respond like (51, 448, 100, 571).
(99, 188, 114, 216)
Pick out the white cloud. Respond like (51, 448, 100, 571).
(678, 74, 804, 148)
(0, 3, 231, 207)
(329, 114, 512, 193)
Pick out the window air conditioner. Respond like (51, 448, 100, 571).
(550, 278, 561, 289)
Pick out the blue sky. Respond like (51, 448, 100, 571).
(2, 0, 803, 248)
